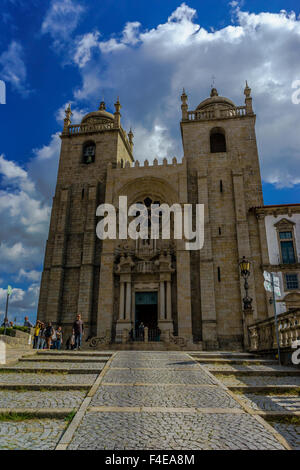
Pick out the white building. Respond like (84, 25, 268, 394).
(256, 204, 300, 314)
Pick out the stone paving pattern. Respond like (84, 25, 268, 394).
(237, 393, 300, 411)
(68, 351, 289, 450)
(0, 419, 66, 450)
(68, 411, 283, 450)
(272, 423, 300, 450)
(104, 368, 217, 385)
(238, 394, 300, 412)
(0, 350, 299, 450)
(0, 390, 86, 409)
(0, 372, 97, 385)
(92, 384, 240, 408)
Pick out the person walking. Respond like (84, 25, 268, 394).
(44, 322, 54, 350)
(138, 322, 145, 341)
(55, 326, 63, 350)
(72, 314, 84, 350)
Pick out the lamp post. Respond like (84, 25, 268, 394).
(239, 257, 253, 349)
(239, 256, 253, 310)
(3, 285, 13, 336)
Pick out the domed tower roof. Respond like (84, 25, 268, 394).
(196, 88, 236, 111)
(81, 101, 114, 124)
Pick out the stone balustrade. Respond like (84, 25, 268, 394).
(187, 105, 246, 121)
(67, 122, 115, 134)
(248, 309, 300, 352)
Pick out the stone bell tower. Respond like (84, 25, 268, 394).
(37, 99, 134, 337)
(180, 83, 268, 349)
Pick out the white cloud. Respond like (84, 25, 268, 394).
(56, 102, 87, 124)
(0, 137, 59, 276)
(122, 22, 141, 45)
(71, 3, 300, 187)
(0, 283, 40, 321)
(41, 0, 84, 45)
(133, 124, 177, 163)
(0, 41, 29, 95)
(74, 31, 101, 68)
(17, 269, 41, 282)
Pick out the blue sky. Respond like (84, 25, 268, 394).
(0, 0, 300, 324)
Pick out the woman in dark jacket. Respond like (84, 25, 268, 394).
(44, 322, 54, 350)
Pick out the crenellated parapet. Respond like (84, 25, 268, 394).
(113, 156, 185, 170)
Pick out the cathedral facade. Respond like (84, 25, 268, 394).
(37, 85, 272, 349)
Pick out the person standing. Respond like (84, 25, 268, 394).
(55, 326, 63, 350)
(44, 322, 54, 350)
(33, 321, 41, 349)
(39, 323, 46, 349)
(72, 314, 84, 350)
(24, 316, 33, 328)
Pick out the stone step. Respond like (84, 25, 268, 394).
(36, 351, 113, 357)
(190, 352, 257, 359)
(196, 358, 277, 365)
(228, 385, 300, 393)
(0, 367, 101, 374)
(0, 408, 73, 418)
(253, 410, 300, 418)
(19, 357, 108, 363)
(213, 370, 300, 377)
(0, 383, 91, 391)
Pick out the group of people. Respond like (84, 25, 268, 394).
(1, 315, 33, 329)
(32, 314, 84, 351)
(1, 319, 14, 328)
(33, 321, 63, 350)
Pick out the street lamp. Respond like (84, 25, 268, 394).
(239, 256, 253, 311)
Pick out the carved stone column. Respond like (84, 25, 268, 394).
(166, 281, 172, 320)
(119, 281, 125, 321)
(160, 281, 165, 320)
(125, 281, 131, 320)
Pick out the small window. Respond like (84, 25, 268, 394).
(220, 180, 223, 193)
(281, 241, 296, 264)
(218, 267, 221, 282)
(286, 274, 299, 290)
(279, 231, 292, 240)
(83, 141, 95, 164)
(210, 127, 226, 153)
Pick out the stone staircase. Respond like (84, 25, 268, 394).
(190, 351, 300, 449)
(0, 349, 113, 449)
(0, 349, 299, 449)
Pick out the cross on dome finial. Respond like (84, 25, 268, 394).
(99, 101, 106, 110)
(210, 88, 218, 97)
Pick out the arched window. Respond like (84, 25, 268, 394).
(82, 141, 95, 164)
(210, 128, 226, 153)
